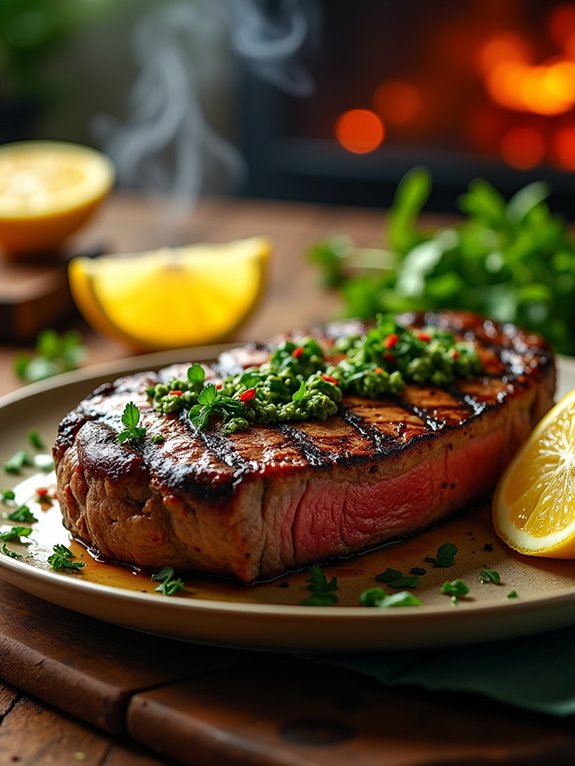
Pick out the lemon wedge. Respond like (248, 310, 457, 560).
(493, 388, 575, 557)
(69, 237, 271, 350)
(0, 140, 115, 255)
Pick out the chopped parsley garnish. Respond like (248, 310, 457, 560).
(3, 450, 33, 475)
(6, 505, 37, 524)
(1, 542, 22, 559)
(146, 317, 481, 434)
(425, 542, 458, 568)
(14, 329, 86, 384)
(48, 544, 85, 572)
(375, 567, 420, 589)
(117, 402, 147, 445)
(480, 568, 502, 585)
(151, 566, 185, 596)
(0, 526, 32, 543)
(359, 588, 422, 607)
(300, 564, 339, 606)
(1, 489, 16, 504)
(441, 579, 470, 605)
(507, 590, 519, 599)
(27, 430, 45, 450)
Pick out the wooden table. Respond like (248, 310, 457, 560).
(1, 194, 575, 765)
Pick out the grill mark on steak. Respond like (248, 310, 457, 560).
(275, 423, 329, 468)
(340, 407, 396, 456)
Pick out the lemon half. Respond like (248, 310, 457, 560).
(69, 237, 271, 350)
(493, 388, 575, 558)
(0, 140, 115, 255)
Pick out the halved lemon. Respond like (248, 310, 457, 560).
(0, 140, 115, 255)
(69, 237, 271, 350)
(493, 388, 575, 557)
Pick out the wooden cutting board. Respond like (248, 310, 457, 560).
(0, 255, 74, 342)
(1, 579, 575, 766)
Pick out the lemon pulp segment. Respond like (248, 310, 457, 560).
(0, 140, 115, 253)
(69, 237, 271, 350)
(493, 388, 575, 557)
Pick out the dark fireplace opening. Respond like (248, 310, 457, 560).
(237, 0, 575, 216)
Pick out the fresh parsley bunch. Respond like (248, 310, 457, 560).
(309, 168, 575, 356)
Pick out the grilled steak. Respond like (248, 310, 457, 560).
(53, 311, 555, 582)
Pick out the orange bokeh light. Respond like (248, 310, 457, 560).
(374, 80, 422, 124)
(500, 126, 545, 169)
(335, 109, 385, 154)
(552, 126, 575, 169)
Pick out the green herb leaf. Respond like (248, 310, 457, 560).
(301, 564, 339, 606)
(507, 590, 519, 599)
(187, 364, 206, 384)
(48, 543, 85, 572)
(3, 450, 33, 475)
(117, 402, 147, 445)
(480, 568, 502, 585)
(292, 380, 307, 403)
(6, 505, 37, 524)
(27, 430, 45, 450)
(1, 542, 22, 559)
(374, 567, 419, 588)
(441, 579, 470, 605)
(360, 587, 422, 608)
(151, 566, 185, 596)
(14, 329, 86, 384)
(0, 526, 32, 543)
(1, 489, 16, 504)
(425, 542, 458, 568)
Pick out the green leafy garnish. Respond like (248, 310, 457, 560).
(187, 363, 206, 384)
(188, 383, 246, 432)
(117, 402, 147, 445)
(507, 590, 519, 599)
(27, 430, 44, 450)
(0, 526, 32, 543)
(375, 567, 420, 589)
(151, 566, 185, 596)
(301, 564, 339, 606)
(1, 542, 22, 559)
(480, 568, 502, 585)
(3, 450, 33, 475)
(6, 505, 37, 524)
(1, 489, 16, 504)
(309, 169, 575, 356)
(359, 588, 422, 607)
(14, 329, 86, 384)
(441, 579, 470, 605)
(425, 542, 458, 568)
(47, 544, 85, 572)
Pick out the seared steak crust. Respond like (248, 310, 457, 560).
(53, 311, 555, 582)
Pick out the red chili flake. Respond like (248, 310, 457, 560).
(384, 333, 399, 350)
(418, 332, 432, 342)
(374, 367, 383, 375)
(215, 382, 222, 390)
(451, 349, 460, 359)
(169, 389, 183, 396)
(291, 346, 304, 359)
(36, 487, 49, 498)
(321, 374, 338, 385)
(239, 387, 256, 402)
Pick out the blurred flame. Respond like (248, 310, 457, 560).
(335, 109, 385, 154)
(480, 25, 575, 116)
(552, 125, 575, 169)
(373, 80, 422, 124)
(500, 126, 545, 168)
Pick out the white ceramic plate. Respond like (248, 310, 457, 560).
(0, 349, 574, 652)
